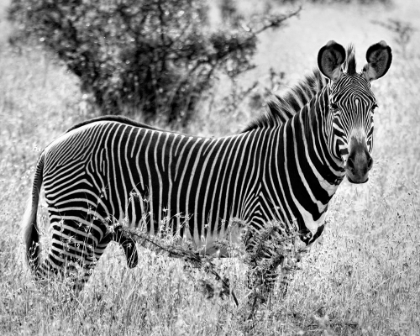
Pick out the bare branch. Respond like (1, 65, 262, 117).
(124, 227, 239, 306)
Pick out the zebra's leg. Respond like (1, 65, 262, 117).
(35, 218, 110, 293)
(112, 226, 139, 268)
(244, 219, 306, 304)
(243, 230, 291, 308)
(246, 255, 285, 304)
(72, 224, 115, 293)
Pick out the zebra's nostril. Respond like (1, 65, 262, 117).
(367, 156, 373, 170)
(347, 157, 355, 171)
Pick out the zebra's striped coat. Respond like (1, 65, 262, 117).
(23, 40, 392, 293)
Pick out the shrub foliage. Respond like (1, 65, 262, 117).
(8, 0, 299, 125)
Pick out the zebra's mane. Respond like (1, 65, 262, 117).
(242, 68, 327, 133)
(68, 68, 329, 136)
(345, 44, 356, 75)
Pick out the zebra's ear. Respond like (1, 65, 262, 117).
(363, 41, 392, 81)
(317, 40, 346, 82)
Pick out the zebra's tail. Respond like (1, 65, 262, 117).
(23, 151, 45, 273)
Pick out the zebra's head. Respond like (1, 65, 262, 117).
(317, 40, 392, 183)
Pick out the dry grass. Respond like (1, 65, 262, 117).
(1, 0, 420, 335)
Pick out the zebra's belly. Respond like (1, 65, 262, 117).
(127, 204, 246, 257)
(183, 219, 247, 257)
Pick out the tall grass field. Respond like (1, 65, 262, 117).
(1, 0, 420, 335)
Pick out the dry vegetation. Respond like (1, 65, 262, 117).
(1, 0, 420, 335)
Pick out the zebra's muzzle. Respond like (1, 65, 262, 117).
(345, 140, 373, 184)
(347, 176, 369, 184)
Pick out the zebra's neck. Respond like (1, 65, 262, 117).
(260, 88, 346, 237)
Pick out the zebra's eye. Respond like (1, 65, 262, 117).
(330, 102, 339, 110)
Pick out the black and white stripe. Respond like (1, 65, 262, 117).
(23, 41, 392, 292)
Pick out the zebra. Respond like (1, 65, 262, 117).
(23, 40, 392, 295)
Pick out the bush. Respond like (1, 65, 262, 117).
(275, 0, 391, 4)
(8, 0, 299, 125)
